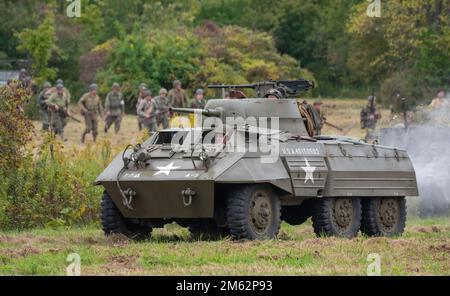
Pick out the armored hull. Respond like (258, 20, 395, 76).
(96, 99, 418, 240)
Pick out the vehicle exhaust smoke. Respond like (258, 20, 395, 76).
(381, 96, 450, 217)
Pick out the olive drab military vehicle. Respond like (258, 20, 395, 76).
(96, 79, 418, 240)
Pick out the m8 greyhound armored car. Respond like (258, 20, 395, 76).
(95, 80, 418, 240)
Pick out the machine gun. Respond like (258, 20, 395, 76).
(208, 79, 315, 98)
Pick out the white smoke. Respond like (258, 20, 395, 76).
(381, 95, 450, 217)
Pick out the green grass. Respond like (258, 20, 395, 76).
(0, 217, 448, 275)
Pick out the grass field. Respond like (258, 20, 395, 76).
(16, 98, 447, 275)
(0, 218, 448, 275)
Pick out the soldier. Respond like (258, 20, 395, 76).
(37, 81, 52, 131)
(191, 88, 207, 109)
(153, 88, 170, 129)
(104, 82, 125, 134)
(312, 99, 326, 135)
(136, 83, 147, 131)
(137, 89, 157, 132)
(168, 80, 189, 108)
(430, 89, 448, 109)
(78, 83, 104, 143)
(18, 68, 31, 89)
(360, 95, 381, 143)
(45, 79, 71, 101)
(263, 89, 282, 99)
(46, 83, 70, 140)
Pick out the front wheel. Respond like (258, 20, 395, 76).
(361, 197, 406, 237)
(101, 192, 152, 240)
(227, 185, 281, 240)
(312, 197, 362, 238)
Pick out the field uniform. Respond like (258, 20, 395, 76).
(360, 99, 381, 143)
(79, 92, 104, 143)
(137, 99, 157, 132)
(104, 90, 124, 133)
(37, 87, 51, 131)
(168, 88, 189, 108)
(152, 95, 170, 129)
(47, 91, 70, 137)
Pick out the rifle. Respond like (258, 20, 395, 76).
(324, 121, 344, 132)
(208, 79, 315, 98)
(47, 103, 81, 123)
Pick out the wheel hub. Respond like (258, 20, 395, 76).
(379, 198, 399, 231)
(332, 198, 353, 230)
(249, 191, 272, 235)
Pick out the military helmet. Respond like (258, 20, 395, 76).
(20, 68, 26, 73)
(43, 81, 52, 88)
(173, 80, 181, 87)
(143, 89, 152, 97)
(195, 88, 204, 95)
(159, 88, 168, 95)
(264, 88, 282, 99)
(89, 83, 98, 91)
(368, 95, 376, 102)
(56, 83, 64, 90)
(139, 83, 147, 90)
(112, 82, 120, 88)
(56, 79, 64, 85)
(313, 99, 323, 106)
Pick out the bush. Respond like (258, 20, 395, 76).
(0, 85, 33, 171)
(0, 138, 113, 229)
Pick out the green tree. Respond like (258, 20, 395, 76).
(15, 9, 60, 84)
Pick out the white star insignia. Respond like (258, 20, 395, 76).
(301, 158, 316, 184)
(153, 161, 180, 176)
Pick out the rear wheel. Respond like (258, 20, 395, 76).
(101, 192, 152, 240)
(361, 197, 406, 237)
(227, 185, 281, 240)
(312, 197, 361, 238)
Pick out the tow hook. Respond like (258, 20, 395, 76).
(181, 188, 196, 206)
(122, 188, 136, 210)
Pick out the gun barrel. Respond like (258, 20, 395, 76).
(208, 84, 257, 89)
(169, 107, 221, 117)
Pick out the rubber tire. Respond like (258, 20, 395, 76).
(361, 197, 406, 237)
(227, 184, 281, 240)
(312, 197, 362, 238)
(188, 220, 229, 240)
(281, 200, 314, 225)
(100, 192, 152, 240)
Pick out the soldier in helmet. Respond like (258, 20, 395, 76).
(46, 83, 70, 140)
(168, 80, 189, 108)
(78, 83, 104, 143)
(430, 89, 449, 110)
(191, 88, 207, 109)
(136, 83, 147, 131)
(137, 89, 157, 132)
(37, 81, 52, 131)
(153, 88, 170, 129)
(18, 68, 31, 89)
(104, 82, 125, 134)
(45, 78, 71, 106)
(312, 99, 326, 135)
(360, 95, 381, 143)
(264, 88, 282, 99)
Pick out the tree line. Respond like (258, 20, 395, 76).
(0, 0, 448, 107)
